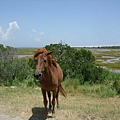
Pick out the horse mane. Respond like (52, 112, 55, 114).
(34, 48, 48, 58)
(34, 48, 57, 68)
(52, 59, 57, 68)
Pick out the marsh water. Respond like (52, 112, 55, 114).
(16, 54, 33, 58)
(102, 56, 120, 63)
(16, 54, 120, 73)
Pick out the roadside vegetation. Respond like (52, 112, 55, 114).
(0, 43, 120, 97)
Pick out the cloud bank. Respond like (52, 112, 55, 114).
(0, 21, 20, 40)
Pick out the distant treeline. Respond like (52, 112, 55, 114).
(99, 46, 120, 49)
(73, 46, 120, 49)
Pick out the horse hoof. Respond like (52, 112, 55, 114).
(57, 105, 60, 109)
(52, 113, 55, 118)
(52, 110, 55, 114)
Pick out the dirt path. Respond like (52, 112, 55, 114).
(0, 113, 60, 120)
(0, 114, 23, 120)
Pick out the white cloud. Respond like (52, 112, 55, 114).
(35, 37, 41, 41)
(32, 29, 36, 33)
(31, 29, 44, 42)
(0, 21, 20, 40)
(39, 32, 44, 35)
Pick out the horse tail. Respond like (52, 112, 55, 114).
(59, 84, 66, 98)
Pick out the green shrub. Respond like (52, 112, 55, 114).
(0, 44, 35, 86)
(112, 80, 120, 94)
(45, 43, 106, 84)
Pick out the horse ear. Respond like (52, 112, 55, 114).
(47, 51, 52, 55)
(34, 50, 37, 53)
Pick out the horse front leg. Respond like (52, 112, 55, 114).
(47, 91, 52, 110)
(41, 88, 48, 114)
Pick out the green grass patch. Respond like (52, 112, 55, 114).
(94, 49, 120, 57)
(17, 48, 38, 55)
(100, 61, 120, 69)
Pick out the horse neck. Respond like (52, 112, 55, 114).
(44, 62, 53, 76)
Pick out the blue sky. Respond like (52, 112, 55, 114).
(0, 0, 120, 47)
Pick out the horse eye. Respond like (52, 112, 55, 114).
(44, 60, 46, 63)
(34, 57, 37, 61)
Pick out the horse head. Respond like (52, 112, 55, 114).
(34, 48, 52, 80)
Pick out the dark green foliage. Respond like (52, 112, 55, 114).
(0, 44, 37, 86)
(112, 80, 120, 94)
(28, 58, 35, 69)
(100, 46, 120, 49)
(0, 44, 16, 83)
(45, 43, 104, 84)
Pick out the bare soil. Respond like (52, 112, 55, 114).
(0, 114, 23, 120)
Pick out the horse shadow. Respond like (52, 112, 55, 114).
(29, 107, 48, 120)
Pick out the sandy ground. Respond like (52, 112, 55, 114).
(0, 114, 23, 120)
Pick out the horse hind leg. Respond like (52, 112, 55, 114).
(52, 90, 57, 114)
(56, 87, 60, 108)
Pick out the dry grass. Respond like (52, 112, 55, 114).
(0, 87, 120, 120)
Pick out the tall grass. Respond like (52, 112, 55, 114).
(62, 74, 119, 98)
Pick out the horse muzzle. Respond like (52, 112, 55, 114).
(34, 73, 42, 80)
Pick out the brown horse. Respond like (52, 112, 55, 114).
(34, 48, 66, 115)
